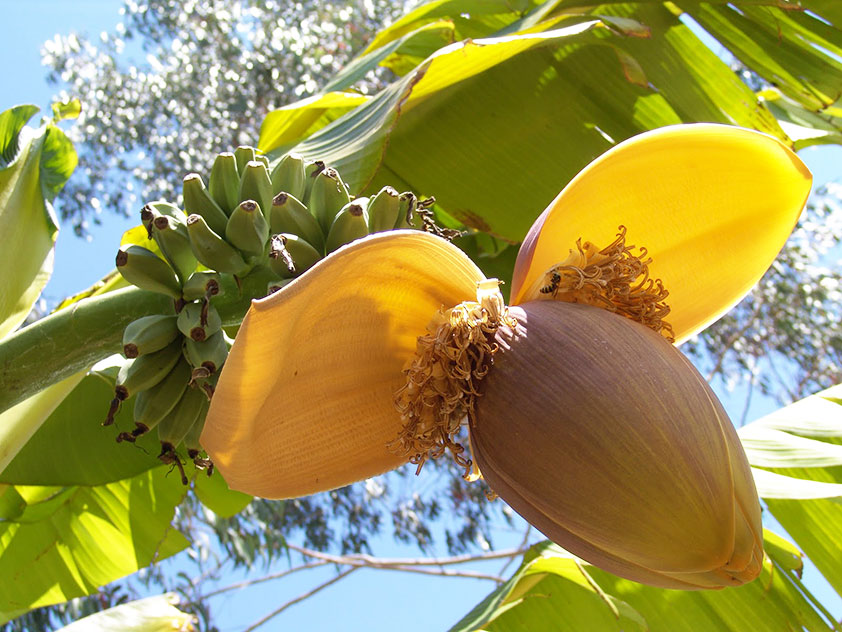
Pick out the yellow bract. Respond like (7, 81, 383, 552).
(511, 124, 812, 342)
(201, 231, 483, 498)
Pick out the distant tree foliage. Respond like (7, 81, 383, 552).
(42, 0, 411, 235)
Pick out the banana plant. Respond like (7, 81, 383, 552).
(0, 0, 841, 625)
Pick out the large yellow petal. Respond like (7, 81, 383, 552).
(201, 231, 484, 498)
(510, 124, 811, 343)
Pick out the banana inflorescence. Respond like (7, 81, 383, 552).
(107, 145, 447, 484)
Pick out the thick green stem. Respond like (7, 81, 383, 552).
(0, 266, 276, 414)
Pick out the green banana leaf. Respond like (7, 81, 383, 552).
(738, 386, 842, 597)
(260, 0, 841, 243)
(0, 104, 76, 339)
(0, 467, 189, 624)
(53, 594, 194, 632)
(451, 533, 837, 631)
(0, 356, 162, 486)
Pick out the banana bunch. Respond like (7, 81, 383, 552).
(107, 145, 440, 485)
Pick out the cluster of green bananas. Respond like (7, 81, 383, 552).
(262, 153, 420, 285)
(106, 145, 433, 484)
(108, 201, 232, 482)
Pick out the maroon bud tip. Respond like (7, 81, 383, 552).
(124, 344, 139, 358)
(152, 216, 169, 229)
(115, 251, 128, 266)
(201, 361, 218, 374)
(190, 327, 207, 342)
(349, 204, 363, 217)
(240, 200, 257, 212)
(272, 192, 288, 206)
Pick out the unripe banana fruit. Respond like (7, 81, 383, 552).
(270, 152, 307, 201)
(367, 186, 402, 233)
(113, 339, 183, 402)
(182, 271, 222, 302)
(116, 245, 182, 299)
(177, 302, 222, 342)
(208, 152, 240, 214)
(225, 199, 269, 258)
(234, 145, 256, 175)
(120, 358, 192, 441)
(184, 330, 230, 379)
(309, 167, 351, 233)
(270, 192, 325, 252)
(186, 214, 251, 276)
(151, 215, 197, 283)
(268, 233, 323, 279)
(239, 161, 274, 218)
(183, 173, 230, 235)
(325, 199, 370, 253)
(122, 314, 180, 358)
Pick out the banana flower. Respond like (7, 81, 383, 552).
(201, 124, 811, 589)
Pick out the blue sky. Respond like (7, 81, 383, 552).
(2, 2, 842, 631)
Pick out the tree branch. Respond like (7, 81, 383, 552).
(286, 543, 529, 569)
(243, 567, 357, 632)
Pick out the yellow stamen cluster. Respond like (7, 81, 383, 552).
(531, 226, 674, 341)
(391, 280, 516, 476)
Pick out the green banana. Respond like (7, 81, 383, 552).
(225, 199, 269, 258)
(157, 386, 209, 453)
(325, 199, 370, 253)
(255, 154, 270, 170)
(208, 152, 240, 214)
(395, 192, 418, 229)
(268, 233, 322, 278)
(308, 167, 351, 233)
(151, 215, 197, 283)
(270, 152, 307, 201)
(177, 301, 222, 342)
(367, 186, 402, 233)
(182, 271, 222, 302)
(116, 245, 182, 298)
(121, 358, 191, 441)
(234, 145, 256, 175)
(183, 173, 230, 235)
(122, 314, 180, 359)
(183, 410, 213, 472)
(184, 330, 229, 379)
(303, 160, 326, 203)
(141, 200, 186, 238)
(114, 339, 183, 402)
(269, 192, 324, 252)
(239, 161, 274, 218)
(186, 214, 251, 276)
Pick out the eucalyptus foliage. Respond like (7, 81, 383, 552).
(41, 0, 413, 235)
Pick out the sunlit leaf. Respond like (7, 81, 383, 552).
(453, 533, 837, 631)
(0, 105, 76, 339)
(0, 468, 188, 623)
(53, 593, 195, 632)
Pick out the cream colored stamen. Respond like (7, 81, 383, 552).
(391, 279, 516, 477)
(524, 226, 674, 341)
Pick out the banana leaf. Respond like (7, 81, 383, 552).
(0, 105, 76, 339)
(451, 533, 837, 631)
